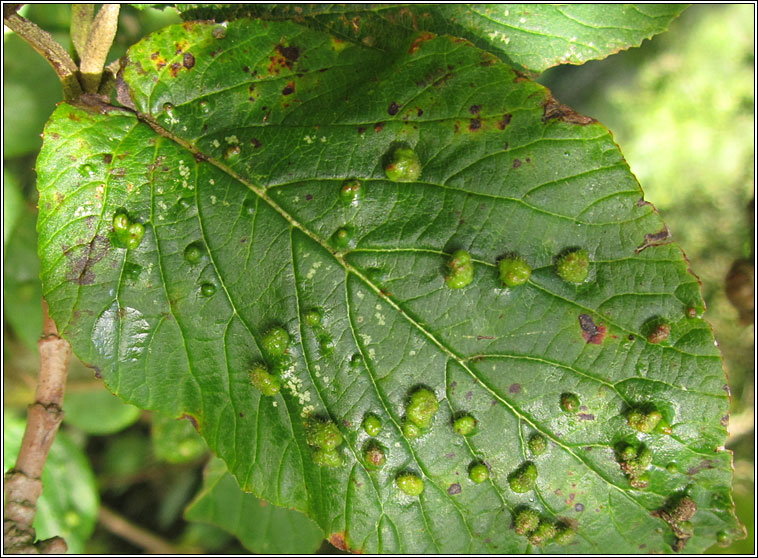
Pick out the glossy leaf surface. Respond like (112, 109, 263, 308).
(176, 3, 687, 74)
(36, 18, 739, 553)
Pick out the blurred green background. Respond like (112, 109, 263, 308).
(3, 4, 754, 553)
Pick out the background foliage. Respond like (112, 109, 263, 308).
(3, 4, 753, 553)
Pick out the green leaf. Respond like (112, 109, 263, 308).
(176, 4, 687, 74)
(63, 387, 140, 435)
(4, 206, 42, 351)
(185, 456, 324, 554)
(151, 412, 208, 463)
(3, 169, 25, 246)
(37, 19, 740, 552)
(3, 32, 66, 158)
(3, 412, 99, 554)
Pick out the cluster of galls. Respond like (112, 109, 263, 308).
(617, 443, 652, 489)
(651, 495, 698, 552)
(444, 248, 592, 291)
(112, 211, 145, 250)
(248, 327, 292, 396)
(513, 508, 575, 547)
(306, 419, 344, 467)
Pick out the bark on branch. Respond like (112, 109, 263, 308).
(3, 10, 82, 100)
(3, 300, 72, 554)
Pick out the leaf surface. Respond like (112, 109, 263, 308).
(36, 19, 739, 553)
(185, 456, 325, 553)
(176, 3, 687, 73)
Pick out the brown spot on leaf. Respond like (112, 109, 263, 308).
(542, 94, 595, 125)
(509, 383, 521, 394)
(250, 138, 261, 149)
(578, 314, 606, 344)
(180, 413, 199, 432)
(387, 102, 400, 115)
(64, 235, 110, 285)
(103, 153, 113, 164)
(634, 225, 672, 254)
(512, 159, 522, 168)
(447, 483, 462, 495)
(469, 104, 481, 115)
(374, 123, 383, 133)
(577, 413, 595, 421)
(408, 31, 435, 54)
(687, 459, 716, 475)
(469, 118, 481, 131)
(170, 62, 181, 77)
(182, 52, 195, 69)
(275, 44, 300, 64)
(497, 113, 512, 130)
(328, 532, 362, 553)
(282, 81, 295, 95)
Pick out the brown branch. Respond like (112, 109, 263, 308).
(3, 10, 82, 100)
(3, 300, 72, 554)
(97, 505, 198, 554)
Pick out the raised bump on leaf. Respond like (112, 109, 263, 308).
(406, 387, 439, 428)
(452, 414, 476, 436)
(647, 322, 671, 344)
(184, 241, 204, 263)
(527, 521, 557, 546)
(249, 362, 280, 396)
(112, 212, 129, 235)
(514, 508, 540, 535)
(508, 461, 537, 493)
(125, 222, 145, 250)
(303, 308, 323, 327)
(498, 254, 531, 287)
(618, 443, 652, 489)
(396, 472, 424, 496)
(402, 420, 421, 439)
(306, 419, 343, 451)
(384, 147, 421, 182)
(339, 179, 363, 206)
(224, 144, 241, 159)
(468, 462, 489, 484)
(363, 442, 386, 469)
(331, 226, 356, 250)
(362, 414, 381, 437)
(528, 433, 547, 456)
(312, 448, 342, 467)
(560, 392, 580, 413)
(200, 282, 216, 297)
(261, 327, 290, 359)
(445, 249, 474, 289)
(553, 524, 576, 545)
(555, 249, 589, 284)
(626, 407, 662, 433)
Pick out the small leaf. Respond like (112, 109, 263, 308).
(185, 457, 324, 554)
(3, 412, 99, 554)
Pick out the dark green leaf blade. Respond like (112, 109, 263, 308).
(185, 456, 324, 554)
(36, 19, 740, 553)
(176, 3, 687, 74)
